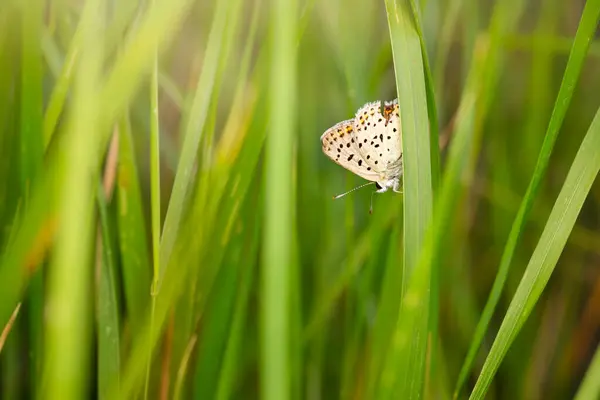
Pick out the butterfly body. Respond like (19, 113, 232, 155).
(321, 99, 403, 195)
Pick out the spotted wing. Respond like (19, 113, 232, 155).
(320, 118, 381, 182)
(351, 99, 403, 179)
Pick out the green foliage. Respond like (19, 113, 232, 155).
(0, 0, 600, 399)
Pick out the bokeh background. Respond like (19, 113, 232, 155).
(0, 0, 599, 399)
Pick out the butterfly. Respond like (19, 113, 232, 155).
(321, 99, 403, 211)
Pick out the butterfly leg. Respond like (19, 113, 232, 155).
(392, 179, 403, 194)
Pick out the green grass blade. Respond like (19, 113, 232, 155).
(385, 0, 433, 285)
(42, 6, 86, 150)
(379, 0, 433, 397)
(192, 240, 243, 398)
(455, 1, 600, 396)
(40, 0, 103, 396)
(469, 105, 600, 399)
(407, 0, 439, 193)
(262, 0, 297, 398)
(215, 259, 257, 400)
(574, 344, 600, 400)
(96, 184, 121, 399)
(365, 224, 402, 398)
(214, 179, 261, 400)
(144, 0, 162, 392)
(406, 0, 442, 391)
(378, 32, 492, 399)
(19, 0, 43, 189)
(116, 111, 151, 333)
(158, 0, 233, 283)
(19, 0, 44, 394)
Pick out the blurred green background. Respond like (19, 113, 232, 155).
(0, 0, 600, 399)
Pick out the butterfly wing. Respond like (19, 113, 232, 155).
(321, 119, 381, 182)
(351, 99, 403, 179)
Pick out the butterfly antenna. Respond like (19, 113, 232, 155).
(332, 182, 375, 200)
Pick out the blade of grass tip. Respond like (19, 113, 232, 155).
(574, 344, 600, 400)
(469, 104, 600, 399)
(19, 0, 44, 394)
(40, 0, 103, 397)
(96, 183, 121, 399)
(144, 0, 161, 393)
(157, 0, 233, 288)
(455, 1, 600, 396)
(262, 0, 297, 398)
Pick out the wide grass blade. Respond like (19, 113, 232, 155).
(469, 105, 600, 398)
(262, 0, 297, 398)
(455, 1, 600, 396)
(379, 0, 433, 397)
(384, 0, 433, 285)
(377, 34, 490, 399)
(40, 0, 103, 396)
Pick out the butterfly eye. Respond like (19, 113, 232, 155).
(375, 182, 382, 190)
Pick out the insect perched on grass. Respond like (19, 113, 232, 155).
(320, 99, 403, 212)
